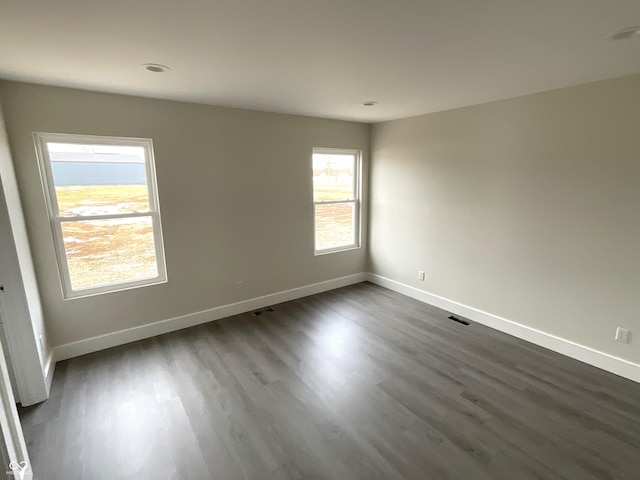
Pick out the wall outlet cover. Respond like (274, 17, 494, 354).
(615, 327, 630, 344)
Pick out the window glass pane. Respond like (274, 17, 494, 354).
(315, 203, 355, 251)
(313, 153, 355, 201)
(46, 142, 150, 216)
(61, 217, 158, 290)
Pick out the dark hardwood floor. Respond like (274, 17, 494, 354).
(19, 282, 640, 480)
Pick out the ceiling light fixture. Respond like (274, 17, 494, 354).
(143, 63, 171, 73)
(606, 25, 640, 40)
(362, 101, 378, 107)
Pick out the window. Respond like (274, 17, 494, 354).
(34, 133, 167, 298)
(312, 148, 361, 254)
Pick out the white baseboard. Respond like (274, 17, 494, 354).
(54, 273, 367, 361)
(366, 273, 640, 384)
(51, 271, 640, 384)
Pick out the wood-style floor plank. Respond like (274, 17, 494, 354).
(19, 282, 640, 480)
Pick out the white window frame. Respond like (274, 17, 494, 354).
(312, 147, 362, 255)
(33, 132, 167, 299)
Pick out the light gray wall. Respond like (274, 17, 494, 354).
(370, 74, 640, 364)
(0, 81, 369, 348)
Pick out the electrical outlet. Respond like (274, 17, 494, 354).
(236, 280, 244, 291)
(418, 271, 425, 281)
(615, 327, 630, 344)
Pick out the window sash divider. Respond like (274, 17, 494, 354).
(313, 199, 356, 206)
(53, 211, 155, 223)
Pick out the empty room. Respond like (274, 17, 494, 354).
(1, 1, 639, 479)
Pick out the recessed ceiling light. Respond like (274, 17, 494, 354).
(606, 26, 640, 40)
(362, 101, 378, 107)
(143, 63, 171, 73)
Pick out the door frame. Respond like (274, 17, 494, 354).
(0, 339, 32, 479)
(0, 104, 50, 407)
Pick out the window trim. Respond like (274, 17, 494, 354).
(33, 132, 167, 299)
(312, 147, 361, 255)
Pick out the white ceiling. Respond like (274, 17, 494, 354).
(1, 0, 639, 123)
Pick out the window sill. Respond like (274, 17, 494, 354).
(63, 277, 167, 300)
(314, 244, 361, 256)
